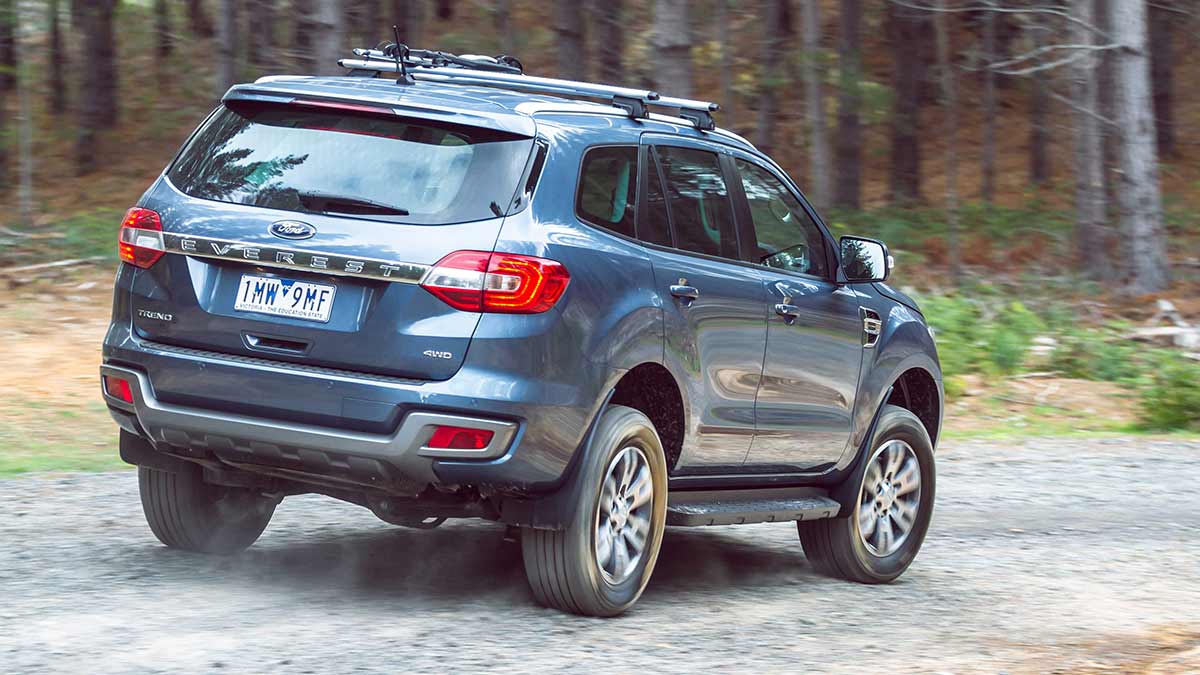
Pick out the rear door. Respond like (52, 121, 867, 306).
(637, 139, 767, 468)
(731, 158, 864, 470)
(130, 99, 538, 381)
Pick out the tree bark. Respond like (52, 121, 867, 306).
(1148, 0, 1175, 158)
(187, 0, 214, 38)
(17, 65, 33, 227)
(595, 0, 623, 84)
(886, 0, 923, 206)
(0, 86, 6, 195)
(1109, 0, 1168, 294)
(48, 0, 67, 114)
(294, 0, 315, 72)
(1070, 0, 1108, 280)
(313, 0, 344, 76)
(652, 0, 692, 98)
(980, 1, 996, 204)
(801, 0, 830, 211)
(1096, 0, 1118, 212)
(933, 0, 961, 284)
(390, 0, 420, 45)
(155, 0, 173, 58)
(755, 0, 789, 154)
(217, 0, 238, 93)
(495, 0, 515, 56)
(555, 0, 586, 81)
(0, 0, 16, 94)
(76, 0, 118, 174)
(1028, 21, 1050, 187)
(718, 0, 735, 130)
(247, 0, 276, 75)
(833, 0, 861, 210)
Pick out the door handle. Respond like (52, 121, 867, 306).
(775, 303, 801, 323)
(670, 284, 700, 303)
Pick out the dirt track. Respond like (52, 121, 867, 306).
(1, 437, 1198, 674)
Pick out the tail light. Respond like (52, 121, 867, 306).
(103, 375, 134, 404)
(118, 207, 165, 269)
(421, 250, 570, 314)
(426, 425, 494, 451)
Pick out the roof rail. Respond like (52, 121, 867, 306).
(337, 45, 720, 131)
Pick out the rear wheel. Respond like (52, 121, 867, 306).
(521, 405, 667, 617)
(138, 466, 276, 555)
(798, 404, 935, 583)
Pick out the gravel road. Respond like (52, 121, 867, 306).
(2, 437, 1198, 674)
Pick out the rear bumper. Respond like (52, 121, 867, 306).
(103, 364, 518, 491)
(101, 322, 612, 494)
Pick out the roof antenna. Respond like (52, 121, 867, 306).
(392, 25, 415, 85)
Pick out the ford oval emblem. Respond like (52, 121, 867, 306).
(269, 220, 316, 240)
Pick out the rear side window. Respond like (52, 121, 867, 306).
(655, 146, 739, 260)
(576, 146, 638, 238)
(168, 102, 534, 225)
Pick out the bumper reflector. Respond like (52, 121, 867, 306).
(427, 425, 494, 451)
(103, 375, 134, 404)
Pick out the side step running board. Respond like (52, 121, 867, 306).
(666, 487, 841, 527)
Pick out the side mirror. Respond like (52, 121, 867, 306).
(840, 236, 892, 283)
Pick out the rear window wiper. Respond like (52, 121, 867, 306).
(296, 191, 410, 216)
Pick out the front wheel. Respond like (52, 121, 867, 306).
(521, 405, 668, 617)
(798, 404, 935, 583)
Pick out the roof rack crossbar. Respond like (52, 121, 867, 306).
(337, 49, 720, 131)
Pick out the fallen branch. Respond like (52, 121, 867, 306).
(0, 256, 107, 277)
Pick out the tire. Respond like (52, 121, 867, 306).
(798, 404, 935, 583)
(138, 465, 276, 555)
(521, 405, 668, 617)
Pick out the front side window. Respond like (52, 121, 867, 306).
(169, 102, 534, 225)
(576, 146, 638, 238)
(655, 146, 738, 260)
(737, 160, 829, 278)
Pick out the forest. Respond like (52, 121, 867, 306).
(0, 0, 1197, 436)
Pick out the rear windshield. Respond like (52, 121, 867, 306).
(168, 102, 534, 225)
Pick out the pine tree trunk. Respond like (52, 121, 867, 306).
(17, 66, 33, 227)
(1148, 0, 1175, 158)
(1028, 22, 1050, 187)
(886, 0, 922, 206)
(595, 0, 623, 84)
(555, 0, 586, 81)
(187, 0, 214, 38)
(390, 0, 418, 45)
(833, 0, 861, 210)
(294, 0, 314, 72)
(313, 0, 344, 76)
(76, 0, 118, 174)
(247, 0, 276, 75)
(495, 0, 514, 55)
(1096, 0, 1118, 212)
(1070, 0, 1108, 280)
(652, 0, 692, 98)
(155, 0, 173, 58)
(980, 1, 996, 204)
(0, 0, 17, 94)
(755, 0, 788, 154)
(933, 0, 961, 284)
(1109, 0, 1168, 294)
(0, 82, 7, 195)
(718, 0, 735, 130)
(217, 0, 238, 93)
(48, 0, 67, 114)
(801, 0, 830, 211)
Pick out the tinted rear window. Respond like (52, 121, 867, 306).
(168, 103, 534, 225)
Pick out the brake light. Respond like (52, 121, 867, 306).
(118, 207, 165, 269)
(421, 251, 570, 314)
(103, 375, 134, 404)
(427, 425, 495, 451)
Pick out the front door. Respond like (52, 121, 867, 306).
(639, 142, 767, 468)
(731, 159, 864, 470)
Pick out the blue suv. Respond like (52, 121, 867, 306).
(101, 46, 943, 616)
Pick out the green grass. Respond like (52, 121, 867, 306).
(0, 402, 127, 475)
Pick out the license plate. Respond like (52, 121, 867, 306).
(234, 275, 336, 322)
